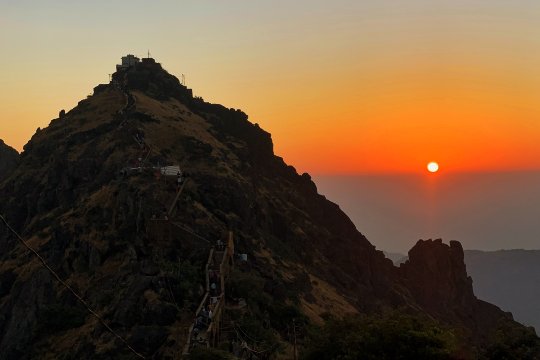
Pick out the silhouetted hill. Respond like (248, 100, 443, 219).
(465, 249, 540, 331)
(0, 139, 18, 180)
(0, 58, 537, 359)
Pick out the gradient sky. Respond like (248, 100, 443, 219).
(2, 0, 540, 174)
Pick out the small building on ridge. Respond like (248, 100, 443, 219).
(116, 54, 140, 71)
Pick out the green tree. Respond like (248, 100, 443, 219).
(188, 348, 234, 360)
(301, 311, 457, 360)
(483, 321, 540, 360)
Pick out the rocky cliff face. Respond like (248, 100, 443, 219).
(401, 240, 475, 319)
(0, 140, 18, 181)
(0, 60, 536, 359)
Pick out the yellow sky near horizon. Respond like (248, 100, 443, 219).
(1, 0, 540, 174)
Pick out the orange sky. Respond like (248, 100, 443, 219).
(2, 1, 540, 174)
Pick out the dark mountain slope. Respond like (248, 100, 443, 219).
(0, 140, 18, 181)
(0, 59, 537, 359)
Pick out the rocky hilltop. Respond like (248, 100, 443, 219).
(0, 140, 18, 181)
(399, 240, 529, 348)
(0, 58, 537, 359)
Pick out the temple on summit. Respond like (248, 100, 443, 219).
(116, 54, 140, 71)
(116, 54, 160, 72)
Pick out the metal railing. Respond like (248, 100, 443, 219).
(182, 232, 234, 355)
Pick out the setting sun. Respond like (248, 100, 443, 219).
(427, 162, 439, 173)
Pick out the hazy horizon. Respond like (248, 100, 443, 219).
(314, 170, 540, 253)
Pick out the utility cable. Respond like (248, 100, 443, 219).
(170, 222, 211, 244)
(0, 215, 146, 359)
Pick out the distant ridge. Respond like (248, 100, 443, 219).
(465, 249, 540, 331)
(383, 251, 407, 265)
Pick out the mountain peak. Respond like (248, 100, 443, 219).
(110, 55, 192, 103)
(0, 59, 538, 358)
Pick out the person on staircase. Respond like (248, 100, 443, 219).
(177, 170, 184, 191)
(217, 238, 225, 251)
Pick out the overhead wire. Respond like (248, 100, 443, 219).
(0, 215, 146, 359)
(233, 324, 278, 356)
(170, 222, 212, 244)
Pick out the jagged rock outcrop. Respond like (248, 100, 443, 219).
(0, 140, 18, 181)
(0, 59, 537, 359)
(400, 240, 475, 319)
(398, 239, 540, 356)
